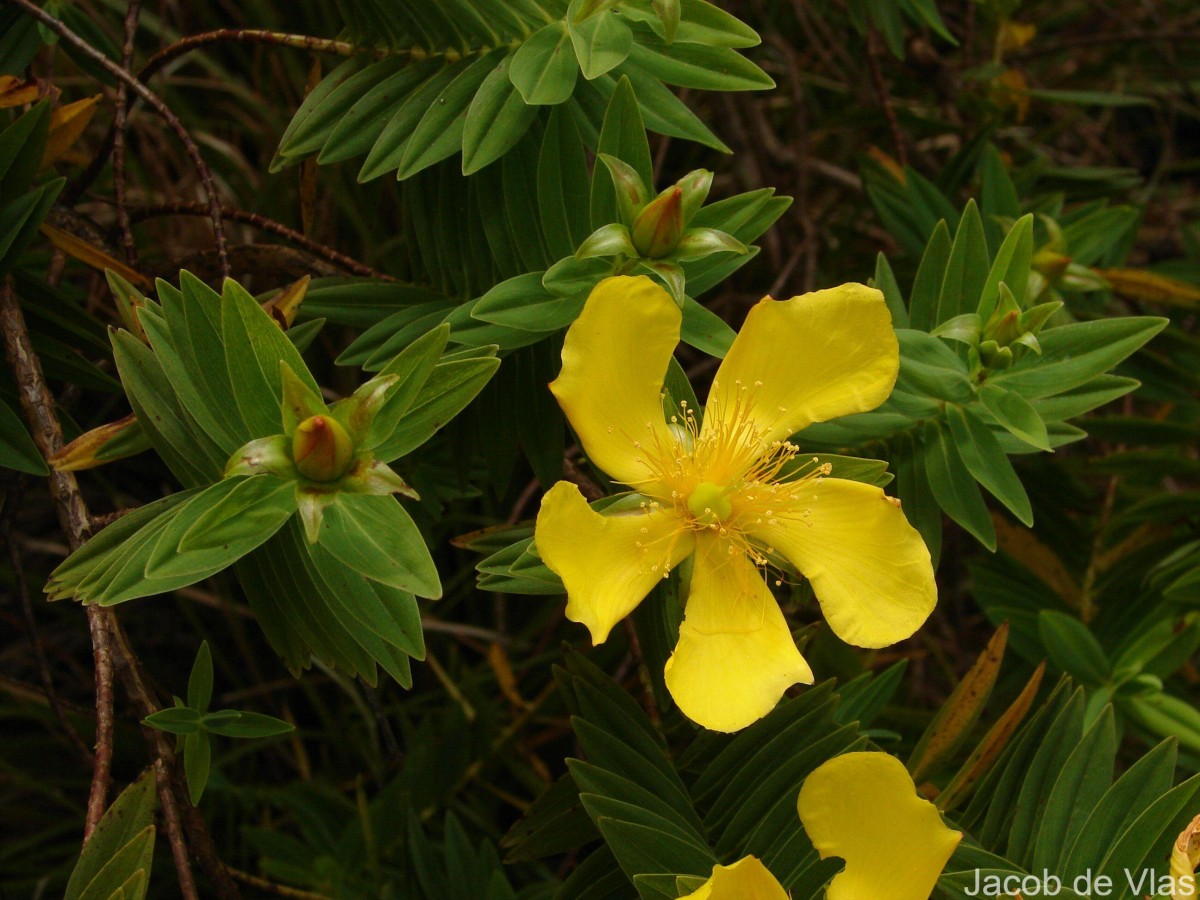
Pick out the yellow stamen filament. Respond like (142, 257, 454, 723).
(618, 381, 835, 585)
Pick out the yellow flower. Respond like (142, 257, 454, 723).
(678, 856, 789, 900)
(683, 752, 960, 899)
(797, 752, 962, 899)
(535, 276, 936, 732)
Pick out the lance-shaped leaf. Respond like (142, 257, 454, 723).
(937, 661, 1046, 811)
(908, 623, 1010, 784)
(64, 770, 156, 900)
(317, 493, 441, 598)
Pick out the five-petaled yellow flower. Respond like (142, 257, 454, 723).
(535, 275, 936, 732)
(680, 752, 962, 899)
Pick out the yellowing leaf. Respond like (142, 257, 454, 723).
(865, 146, 906, 184)
(39, 224, 152, 289)
(0, 76, 43, 109)
(993, 70, 1030, 123)
(49, 413, 141, 471)
(262, 275, 311, 329)
(41, 95, 102, 167)
(487, 643, 528, 709)
(993, 512, 1081, 610)
(907, 622, 1009, 785)
(936, 660, 1046, 811)
(998, 20, 1037, 54)
(1096, 268, 1200, 308)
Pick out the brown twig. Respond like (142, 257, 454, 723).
(226, 866, 334, 899)
(111, 0, 142, 267)
(865, 26, 909, 168)
(138, 29, 373, 85)
(128, 202, 393, 279)
(0, 280, 117, 842)
(0, 278, 237, 898)
(4, 0, 230, 278)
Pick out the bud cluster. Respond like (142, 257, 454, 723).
(573, 155, 747, 302)
(225, 363, 416, 542)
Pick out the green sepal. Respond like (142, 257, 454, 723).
(576, 222, 637, 260)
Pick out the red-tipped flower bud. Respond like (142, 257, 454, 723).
(631, 186, 684, 259)
(292, 415, 354, 482)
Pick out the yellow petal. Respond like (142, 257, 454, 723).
(535, 481, 692, 645)
(665, 534, 813, 732)
(703, 284, 898, 454)
(797, 751, 961, 900)
(550, 276, 679, 487)
(750, 477, 935, 649)
(678, 856, 789, 900)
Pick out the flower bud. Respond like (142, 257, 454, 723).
(292, 415, 354, 482)
(631, 186, 683, 258)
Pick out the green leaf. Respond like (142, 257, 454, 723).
(675, 0, 761, 47)
(317, 494, 441, 598)
(908, 220, 952, 331)
(1023, 88, 1153, 108)
(183, 731, 211, 805)
(946, 405, 1033, 525)
(989, 317, 1166, 400)
(273, 55, 399, 165)
(219, 277, 320, 438)
(46, 492, 192, 602)
(109, 330, 215, 485)
(201, 709, 295, 739)
(0, 396, 47, 474)
(539, 106, 592, 256)
(1031, 707, 1117, 873)
(1095, 770, 1200, 893)
(613, 65, 729, 152)
(355, 60, 464, 180)
(936, 199, 989, 326)
(187, 641, 213, 713)
(462, 54, 539, 175)
(924, 421, 996, 549)
(1124, 693, 1200, 755)
(375, 350, 500, 461)
(1038, 611, 1111, 685)
(590, 75, 653, 229)
(978, 214, 1033, 321)
(569, 6, 634, 79)
(979, 384, 1051, 451)
(143, 705, 203, 735)
(64, 770, 156, 900)
(1061, 738, 1176, 879)
(0, 101, 50, 194)
(398, 50, 506, 179)
(60, 482, 277, 606)
(873, 251, 908, 328)
(170, 476, 296, 559)
(367, 324, 451, 447)
(895, 330, 973, 403)
(510, 22, 579, 105)
(624, 40, 772, 91)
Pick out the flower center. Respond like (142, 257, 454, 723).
(687, 481, 733, 524)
